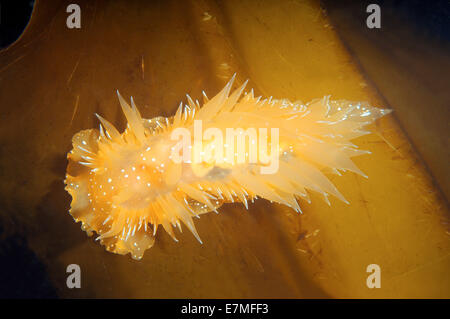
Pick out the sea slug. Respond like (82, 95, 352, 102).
(64, 75, 391, 260)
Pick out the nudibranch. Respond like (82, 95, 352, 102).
(65, 75, 391, 260)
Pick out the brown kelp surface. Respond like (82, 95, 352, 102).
(0, 0, 448, 298)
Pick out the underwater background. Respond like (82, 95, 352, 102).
(0, 0, 448, 298)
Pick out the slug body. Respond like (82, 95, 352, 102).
(65, 75, 390, 260)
